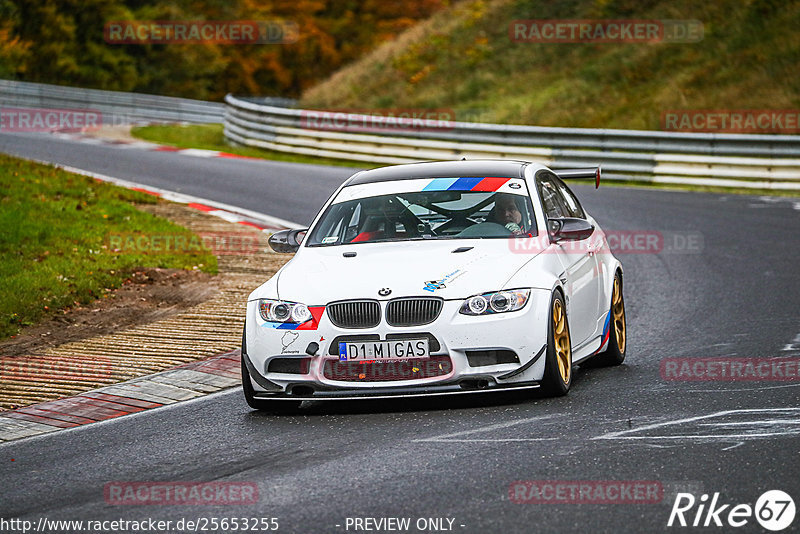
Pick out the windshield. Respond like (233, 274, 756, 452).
(307, 179, 537, 246)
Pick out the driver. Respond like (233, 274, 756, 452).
(492, 193, 525, 234)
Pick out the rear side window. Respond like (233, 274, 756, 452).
(553, 177, 586, 219)
(536, 174, 569, 219)
(536, 172, 586, 219)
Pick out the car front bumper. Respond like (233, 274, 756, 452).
(244, 290, 551, 399)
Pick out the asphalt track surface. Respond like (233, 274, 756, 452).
(1, 132, 799, 534)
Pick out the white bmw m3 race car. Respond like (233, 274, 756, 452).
(242, 160, 626, 411)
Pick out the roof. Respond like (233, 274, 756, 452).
(344, 160, 530, 186)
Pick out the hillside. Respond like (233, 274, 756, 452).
(301, 0, 800, 130)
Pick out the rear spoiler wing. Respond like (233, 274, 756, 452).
(554, 167, 601, 189)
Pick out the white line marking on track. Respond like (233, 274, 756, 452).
(782, 331, 800, 352)
(699, 420, 800, 426)
(414, 415, 555, 443)
(422, 438, 558, 443)
(592, 408, 800, 442)
(596, 432, 800, 440)
(721, 442, 744, 451)
(691, 383, 800, 392)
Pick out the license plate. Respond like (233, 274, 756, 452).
(338, 339, 429, 362)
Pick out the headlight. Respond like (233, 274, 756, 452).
(259, 299, 312, 324)
(459, 289, 530, 316)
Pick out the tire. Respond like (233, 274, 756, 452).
(540, 290, 572, 396)
(591, 271, 626, 367)
(241, 326, 302, 413)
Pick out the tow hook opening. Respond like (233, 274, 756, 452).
(289, 385, 315, 397)
(460, 378, 491, 390)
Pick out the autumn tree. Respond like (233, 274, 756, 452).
(0, 0, 445, 100)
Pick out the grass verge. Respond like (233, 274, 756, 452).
(0, 154, 218, 340)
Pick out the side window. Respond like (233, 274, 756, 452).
(553, 177, 586, 219)
(536, 174, 569, 219)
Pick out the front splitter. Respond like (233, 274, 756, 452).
(253, 381, 540, 401)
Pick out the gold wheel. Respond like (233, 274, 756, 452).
(552, 299, 571, 384)
(612, 276, 626, 353)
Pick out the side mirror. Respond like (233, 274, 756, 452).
(548, 218, 594, 242)
(268, 228, 308, 253)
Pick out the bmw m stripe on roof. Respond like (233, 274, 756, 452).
(422, 177, 511, 192)
(334, 177, 526, 204)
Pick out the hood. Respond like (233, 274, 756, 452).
(264, 239, 541, 304)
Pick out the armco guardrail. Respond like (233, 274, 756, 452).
(224, 94, 800, 190)
(0, 79, 225, 125)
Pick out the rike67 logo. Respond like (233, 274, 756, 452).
(668, 490, 795, 531)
